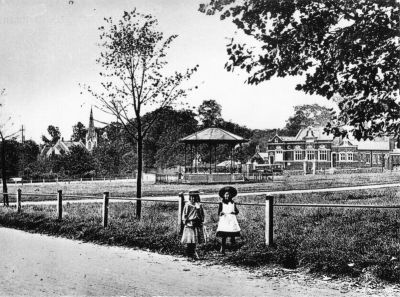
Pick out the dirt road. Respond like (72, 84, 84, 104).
(0, 227, 395, 296)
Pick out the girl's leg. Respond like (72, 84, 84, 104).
(220, 237, 226, 254)
(187, 243, 195, 258)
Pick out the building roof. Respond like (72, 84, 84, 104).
(43, 139, 86, 158)
(253, 152, 268, 159)
(295, 126, 334, 141)
(352, 140, 390, 151)
(180, 128, 248, 144)
(216, 160, 241, 167)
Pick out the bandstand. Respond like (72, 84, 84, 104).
(179, 128, 248, 183)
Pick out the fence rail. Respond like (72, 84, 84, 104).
(1, 183, 400, 246)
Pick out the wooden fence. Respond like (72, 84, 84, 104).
(3, 186, 400, 246)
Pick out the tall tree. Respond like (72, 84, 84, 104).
(71, 122, 87, 143)
(18, 140, 40, 178)
(198, 99, 222, 127)
(284, 104, 335, 136)
(201, 0, 400, 140)
(0, 88, 20, 206)
(42, 125, 61, 145)
(85, 10, 197, 219)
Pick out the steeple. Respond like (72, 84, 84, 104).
(86, 107, 97, 152)
(87, 108, 95, 138)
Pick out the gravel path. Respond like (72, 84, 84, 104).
(0, 227, 395, 296)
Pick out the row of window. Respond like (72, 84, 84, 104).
(275, 150, 331, 161)
(339, 152, 353, 161)
(274, 151, 385, 164)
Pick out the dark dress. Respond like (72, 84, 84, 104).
(181, 202, 205, 244)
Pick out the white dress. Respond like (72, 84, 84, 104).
(216, 202, 241, 236)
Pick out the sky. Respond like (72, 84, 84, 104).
(0, 0, 335, 143)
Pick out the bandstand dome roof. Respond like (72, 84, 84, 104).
(180, 127, 248, 145)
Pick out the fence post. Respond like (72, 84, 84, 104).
(265, 195, 274, 246)
(103, 192, 109, 228)
(57, 190, 62, 221)
(177, 192, 185, 234)
(16, 189, 21, 213)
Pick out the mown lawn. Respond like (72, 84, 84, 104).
(4, 170, 400, 202)
(0, 186, 399, 283)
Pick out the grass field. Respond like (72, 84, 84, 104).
(0, 172, 399, 283)
(4, 171, 400, 201)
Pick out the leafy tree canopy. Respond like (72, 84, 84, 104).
(284, 104, 334, 136)
(85, 10, 198, 212)
(42, 125, 61, 145)
(198, 99, 223, 127)
(71, 122, 87, 143)
(200, 0, 400, 140)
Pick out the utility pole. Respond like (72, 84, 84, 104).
(21, 125, 25, 143)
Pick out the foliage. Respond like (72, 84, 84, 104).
(143, 106, 198, 169)
(198, 99, 223, 127)
(84, 10, 198, 215)
(92, 122, 133, 176)
(0, 140, 20, 178)
(61, 145, 97, 177)
(200, 0, 400, 140)
(41, 125, 61, 145)
(17, 140, 40, 177)
(71, 121, 87, 143)
(283, 104, 335, 136)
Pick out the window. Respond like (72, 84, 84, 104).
(319, 150, 328, 161)
(275, 150, 283, 162)
(340, 152, 346, 161)
(295, 150, 302, 160)
(373, 154, 381, 165)
(307, 150, 315, 160)
(347, 153, 353, 161)
(366, 153, 371, 163)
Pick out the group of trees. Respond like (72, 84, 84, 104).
(200, 0, 399, 140)
(2, 1, 396, 216)
(0, 100, 332, 182)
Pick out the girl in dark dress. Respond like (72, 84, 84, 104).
(181, 190, 205, 260)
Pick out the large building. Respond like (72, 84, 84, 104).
(256, 126, 398, 174)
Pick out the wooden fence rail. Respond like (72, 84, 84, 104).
(2, 189, 400, 247)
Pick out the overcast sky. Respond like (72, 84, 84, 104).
(0, 0, 335, 143)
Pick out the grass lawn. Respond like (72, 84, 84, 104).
(0, 180, 399, 283)
(4, 171, 400, 201)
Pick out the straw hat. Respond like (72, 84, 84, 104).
(188, 189, 201, 196)
(218, 186, 237, 199)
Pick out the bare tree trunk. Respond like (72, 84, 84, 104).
(136, 133, 143, 219)
(1, 140, 8, 206)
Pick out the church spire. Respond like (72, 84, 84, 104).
(87, 107, 95, 138)
(86, 107, 97, 152)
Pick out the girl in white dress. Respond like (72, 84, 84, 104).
(216, 186, 240, 254)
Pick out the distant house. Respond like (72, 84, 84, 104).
(252, 126, 399, 174)
(40, 139, 86, 158)
(40, 109, 98, 158)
